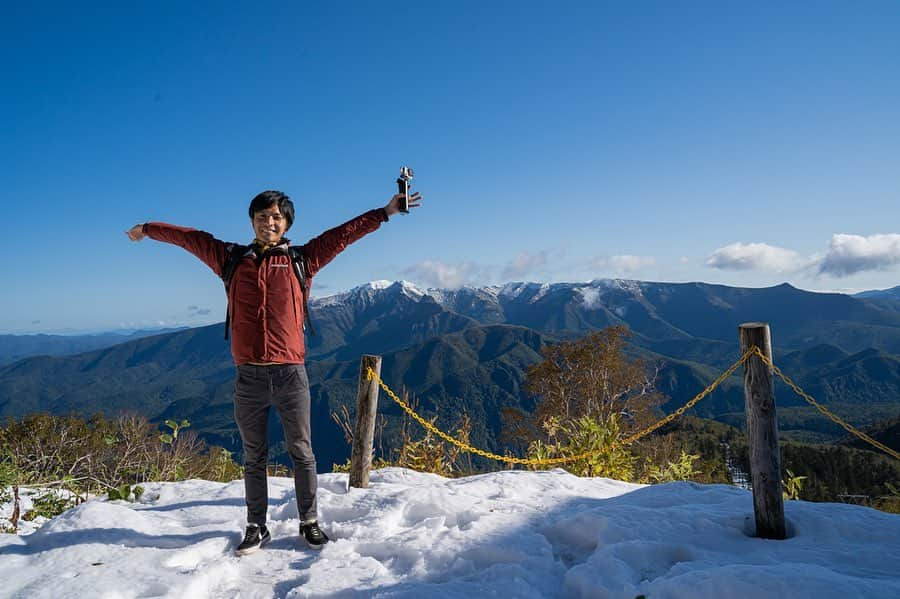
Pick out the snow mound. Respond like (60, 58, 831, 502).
(1, 469, 898, 598)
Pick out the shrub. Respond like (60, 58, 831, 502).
(506, 327, 666, 480)
(107, 484, 145, 502)
(0, 412, 243, 527)
(874, 482, 900, 514)
(647, 451, 701, 483)
(782, 469, 808, 501)
(526, 414, 635, 480)
(330, 391, 473, 478)
(23, 490, 79, 521)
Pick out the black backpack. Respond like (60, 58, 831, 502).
(220, 244, 316, 340)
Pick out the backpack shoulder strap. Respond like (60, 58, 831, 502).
(287, 244, 306, 269)
(288, 246, 316, 336)
(222, 244, 248, 290)
(222, 244, 248, 340)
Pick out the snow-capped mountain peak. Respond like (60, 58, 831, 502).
(312, 280, 427, 308)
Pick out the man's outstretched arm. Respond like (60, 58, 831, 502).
(303, 191, 423, 277)
(126, 222, 228, 277)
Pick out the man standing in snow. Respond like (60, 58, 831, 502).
(126, 187, 422, 554)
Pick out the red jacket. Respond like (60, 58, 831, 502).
(144, 208, 388, 365)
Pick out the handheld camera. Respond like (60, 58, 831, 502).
(396, 166, 414, 214)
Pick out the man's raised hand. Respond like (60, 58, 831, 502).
(384, 191, 423, 217)
(126, 224, 146, 242)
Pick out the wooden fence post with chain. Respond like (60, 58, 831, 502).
(739, 323, 786, 539)
(350, 355, 382, 488)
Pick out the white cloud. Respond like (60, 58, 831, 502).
(819, 233, 900, 277)
(706, 242, 808, 273)
(610, 255, 656, 272)
(404, 250, 562, 288)
(501, 251, 549, 280)
(403, 260, 481, 289)
(594, 255, 656, 274)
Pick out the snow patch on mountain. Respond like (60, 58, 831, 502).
(498, 281, 543, 300)
(577, 286, 603, 310)
(397, 280, 426, 298)
(591, 278, 645, 296)
(498, 281, 578, 303)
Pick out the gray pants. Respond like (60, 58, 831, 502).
(234, 363, 317, 524)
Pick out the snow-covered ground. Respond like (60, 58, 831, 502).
(1, 468, 898, 598)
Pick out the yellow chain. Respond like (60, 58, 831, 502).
(365, 344, 899, 466)
(365, 347, 753, 466)
(618, 348, 753, 446)
(750, 347, 900, 461)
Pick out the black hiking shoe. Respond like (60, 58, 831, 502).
(300, 520, 329, 550)
(235, 524, 271, 556)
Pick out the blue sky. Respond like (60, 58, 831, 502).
(3, 2, 899, 334)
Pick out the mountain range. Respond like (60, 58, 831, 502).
(855, 285, 900, 312)
(1, 279, 899, 469)
(0, 328, 189, 366)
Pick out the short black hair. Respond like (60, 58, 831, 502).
(248, 190, 294, 229)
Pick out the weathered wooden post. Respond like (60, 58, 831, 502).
(739, 323, 786, 539)
(349, 354, 382, 488)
